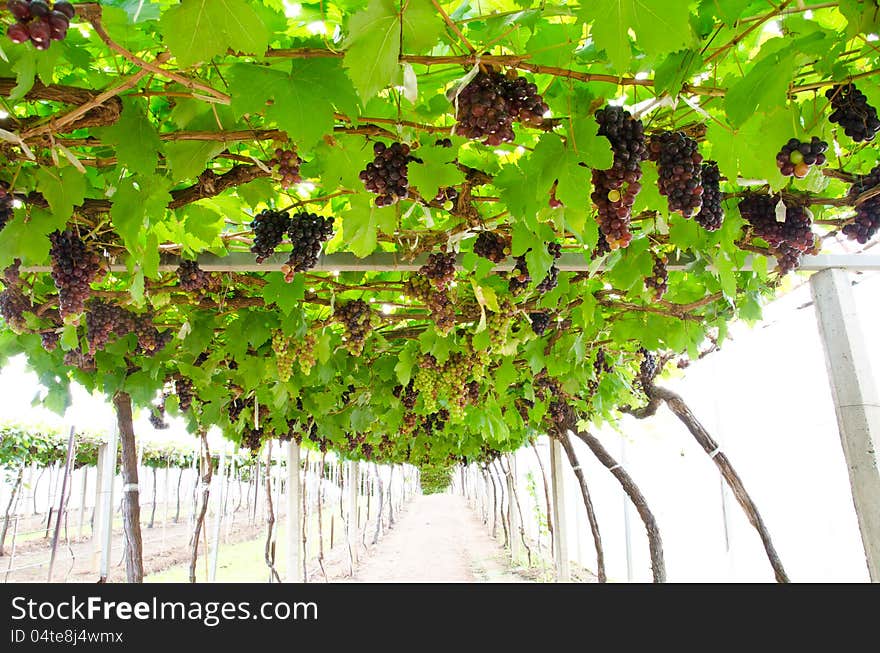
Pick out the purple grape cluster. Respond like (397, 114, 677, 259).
(268, 147, 302, 190)
(535, 242, 562, 293)
(843, 164, 880, 244)
(250, 209, 290, 263)
(695, 161, 723, 231)
(648, 131, 704, 217)
(591, 106, 648, 249)
(49, 229, 103, 319)
(405, 274, 456, 335)
(85, 298, 135, 354)
(281, 212, 335, 281)
(335, 299, 372, 355)
(0, 181, 14, 232)
(644, 254, 668, 299)
(176, 260, 217, 294)
(827, 83, 880, 142)
(454, 67, 548, 145)
(419, 251, 456, 291)
(6, 0, 73, 50)
(529, 312, 551, 335)
(776, 137, 828, 177)
(473, 231, 509, 263)
(359, 142, 414, 206)
(738, 194, 818, 273)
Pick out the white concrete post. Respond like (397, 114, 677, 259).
(347, 460, 360, 566)
(811, 268, 880, 581)
(507, 453, 523, 564)
(92, 448, 104, 572)
(78, 466, 88, 539)
(287, 443, 302, 582)
(549, 438, 570, 582)
(98, 420, 119, 581)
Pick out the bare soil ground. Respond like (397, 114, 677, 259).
(347, 494, 527, 583)
(1, 511, 265, 583)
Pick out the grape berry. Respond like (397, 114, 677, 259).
(6, 0, 73, 50)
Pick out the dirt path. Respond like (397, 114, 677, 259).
(349, 493, 527, 583)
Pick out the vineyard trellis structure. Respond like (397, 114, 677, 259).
(0, 1, 879, 582)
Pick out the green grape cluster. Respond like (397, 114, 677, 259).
(413, 356, 440, 413)
(487, 299, 515, 352)
(292, 331, 317, 375)
(272, 330, 295, 382)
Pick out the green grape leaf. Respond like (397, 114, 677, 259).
(165, 141, 225, 182)
(580, 0, 694, 73)
(343, 0, 401, 101)
(160, 0, 270, 67)
(402, 0, 446, 52)
(408, 146, 464, 202)
(34, 166, 86, 221)
(95, 98, 162, 176)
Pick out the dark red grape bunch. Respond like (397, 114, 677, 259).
(638, 347, 657, 385)
(85, 298, 135, 354)
(473, 230, 509, 263)
(249, 208, 290, 263)
(268, 147, 302, 190)
(529, 312, 552, 336)
(695, 161, 724, 231)
(535, 241, 562, 293)
(6, 0, 74, 50)
(0, 265, 30, 334)
(49, 229, 104, 320)
(508, 254, 531, 295)
(405, 273, 455, 334)
(0, 181, 14, 232)
(176, 260, 217, 295)
(359, 141, 414, 207)
(644, 254, 668, 300)
(843, 164, 880, 244)
(591, 231, 612, 259)
(419, 251, 456, 290)
(134, 314, 171, 356)
(172, 374, 195, 412)
(281, 212, 335, 281)
(149, 400, 169, 430)
(453, 67, 515, 145)
(826, 83, 880, 142)
(648, 131, 704, 217)
(334, 299, 372, 355)
(435, 138, 453, 148)
(591, 106, 649, 250)
(63, 347, 95, 372)
(738, 194, 818, 273)
(433, 185, 459, 210)
(40, 330, 59, 351)
(776, 137, 828, 177)
(501, 70, 549, 126)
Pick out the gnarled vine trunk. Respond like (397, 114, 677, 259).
(645, 383, 789, 583)
(113, 392, 144, 583)
(570, 428, 666, 583)
(189, 429, 211, 584)
(556, 431, 606, 582)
